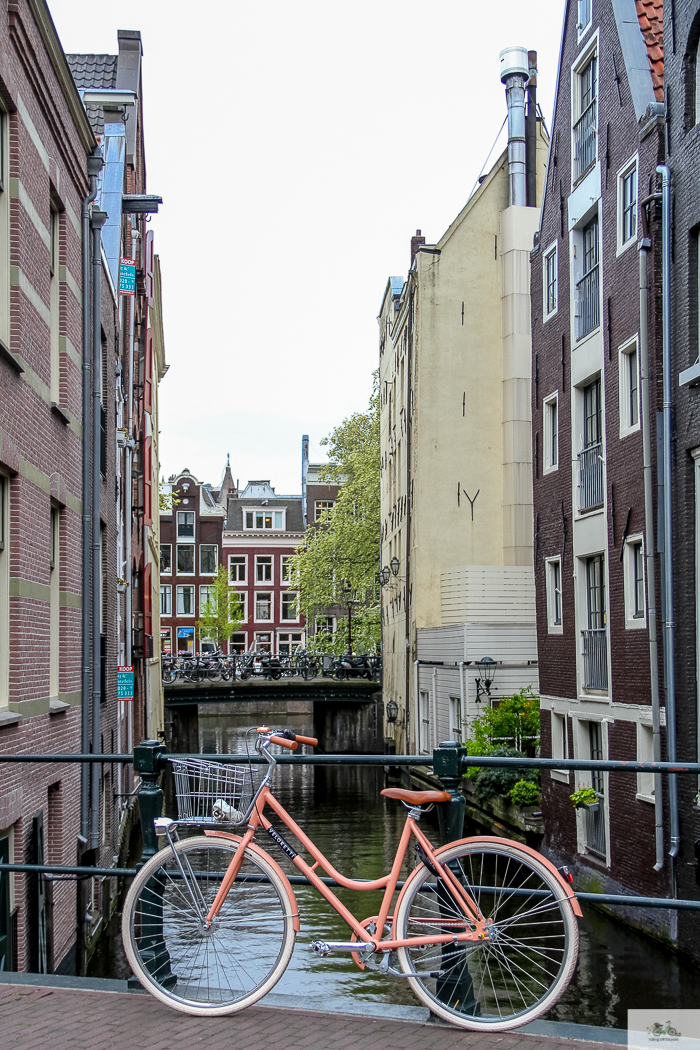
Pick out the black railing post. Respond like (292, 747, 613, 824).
(433, 741, 466, 844)
(130, 739, 175, 990)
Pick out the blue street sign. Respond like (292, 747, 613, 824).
(119, 258, 136, 296)
(117, 665, 134, 700)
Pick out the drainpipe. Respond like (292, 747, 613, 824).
(125, 221, 137, 764)
(500, 46, 530, 207)
(89, 208, 108, 850)
(657, 164, 680, 868)
(80, 149, 102, 841)
(459, 661, 468, 743)
(526, 51, 538, 208)
(431, 666, 438, 751)
(413, 659, 419, 754)
(405, 279, 414, 752)
(638, 207, 664, 871)
(143, 520, 150, 739)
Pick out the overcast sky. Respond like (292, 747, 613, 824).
(49, 0, 564, 495)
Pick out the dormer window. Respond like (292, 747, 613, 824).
(243, 509, 285, 530)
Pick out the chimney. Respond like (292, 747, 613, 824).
(410, 229, 426, 266)
(499, 47, 530, 207)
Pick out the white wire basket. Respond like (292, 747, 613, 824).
(170, 757, 266, 825)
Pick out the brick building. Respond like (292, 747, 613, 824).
(530, 0, 671, 933)
(159, 470, 225, 656)
(663, 0, 700, 949)
(301, 434, 343, 646)
(0, 0, 99, 973)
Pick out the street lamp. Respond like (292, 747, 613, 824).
(475, 656, 496, 704)
(386, 698, 398, 724)
(379, 566, 390, 587)
(390, 555, 400, 577)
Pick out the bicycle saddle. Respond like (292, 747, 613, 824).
(381, 788, 451, 805)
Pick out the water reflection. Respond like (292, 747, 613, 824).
(89, 710, 700, 1027)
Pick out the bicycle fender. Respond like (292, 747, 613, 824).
(434, 837, 583, 918)
(203, 830, 301, 931)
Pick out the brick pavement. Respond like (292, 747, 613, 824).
(0, 982, 622, 1050)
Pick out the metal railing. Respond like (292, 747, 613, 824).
(582, 627, 608, 689)
(578, 441, 604, 511)
(575, 263, 600, 339)
(573, 101, 596, 182)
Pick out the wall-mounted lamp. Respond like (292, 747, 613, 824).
(475, 656, 496, 704)
(385, 698, 399, 724)
(379, 566, 391, 587)
(390, 555, 400, 577)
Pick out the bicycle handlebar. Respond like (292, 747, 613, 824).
(269, 735, 298, 751)
(256, 727, 318, 749)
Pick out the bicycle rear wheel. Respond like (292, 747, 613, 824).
(122, 835, 296, 1016)
(393, 839, 578, 1031)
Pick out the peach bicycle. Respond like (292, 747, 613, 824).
(122, 727, 581, 1029)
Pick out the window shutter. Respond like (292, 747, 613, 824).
(144, 328, 153, 414)
(143, 562, 152, 638)
(144, 435, 153, 526)
(145, 230, 155, 307)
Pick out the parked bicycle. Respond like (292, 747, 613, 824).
(122, 727, 581, 1027)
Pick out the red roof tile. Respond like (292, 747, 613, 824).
(636, 0, 664, 100)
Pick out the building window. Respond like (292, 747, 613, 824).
(160, 544, 171, 574)
(582, 554, 607, 690)
(315, 616, 336, 636)
(279, 632, 303, 655)
(244, 510, 285, 530)
(619, 340, 640, 436)
(255, 592, 272, 621)
(544, 244, 558, 318)
(160, 627, 172, 654)
(199, 544, 217, 574)
(575, 214, 600, 339)
(160, 585, 172, 616)
(577, 0, 592, 36)
(419, 691, 431, 754)
(584, 720, 606, 856)
(254, 631, 272, 653)
(177, 626, 194, 654)
(230, 632, 247, 654)
(177, 545, 195, 574)
(0, 476, 7, 708)
(315, 500, 335, 521)
(255, 555, 273, 583)
(281, 591, 298, 621)
(177, 511, 195, 540)
(573, 50, 597, 183)
(449, 696, 462, 743)
(176, 585, 195, 616)
(229, 555, 246, 582)
(231, 591, 247, 622)
(623, 536, 646, 628)
(618, 159, 638, 250)
(637, 722, 655, 800)
(544, 393, 558, 472)
(49, 506, 59, 698)
(578, 377, 604, 512)
(546, 557, 563, 633)
(281, 555, 294, 583)
(199, 585, 213, 612)
(550, 711, 569, 781)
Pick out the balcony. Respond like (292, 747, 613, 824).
(581, 627, 608, 690)
(575, 264, 599, 340)
(578, 442, 604, 512)
(573, 101, 596, 183)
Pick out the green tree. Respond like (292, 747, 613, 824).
(293, 375, 380, 655)
(196, 564, 243, 650)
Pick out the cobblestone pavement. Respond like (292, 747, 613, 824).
(0, 982, 622, 1050)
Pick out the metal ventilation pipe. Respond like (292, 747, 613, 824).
(500, 46, 530, 207)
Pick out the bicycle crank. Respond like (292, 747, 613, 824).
(310, 939, 376, 956)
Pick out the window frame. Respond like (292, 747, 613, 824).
(623, 534, 646, 629)
(242, 508, 286, 531)
(577, 0, 592, 40)
(160, 543, 172, 575)
(232, 590, 247, 622)
(618, 337, 640, 438)
(255, 555, 273, 584)
(229, 632, 247, 654)
(228, 554, 247, 583)
(543, 242, 558, 320)
(543, 392, 559, 473)
(281, 554, 294, 583)
(254, 591, 272, 622)
(449, 695, 462, 744)
(280, 590, 299, 622)
(550, 711, 570, 782)
(545, 556, 563, 634)
(176, 584, 195, 617)
(160, 584, 172, 616)
(199, 584, 214, 614)
(177, 625, 195, 654)
(314, 500, 335, 521)
(616, 157, 638, 254)
(176, 544, 195, 575)
(160, 627, 172, 654)
(176, 511, 195, 541)
(199, 544, 218, 575)
(571, 34, 599, 187)
(636, 721, 655, 802)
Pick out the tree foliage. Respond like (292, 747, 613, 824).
(467, 688, 540, 756)
(196, 565, 243, 650)
(293, 376, 380, 655)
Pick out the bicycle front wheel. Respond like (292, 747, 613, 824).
(394, 839, 578, 1031)
(122, 835, 296, 1016)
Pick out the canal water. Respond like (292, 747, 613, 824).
(90, 711, 700, 1029)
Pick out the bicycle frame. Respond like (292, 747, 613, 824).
(200, 783, 489, 952)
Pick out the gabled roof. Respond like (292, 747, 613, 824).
(636, 0, 663, 100)
(66, 53, 118, 136)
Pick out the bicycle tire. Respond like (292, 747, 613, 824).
(122, 835, 296, 1016)
(393, 839, 579, 1031)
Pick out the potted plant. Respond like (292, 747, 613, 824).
(569, 786, 599, 812)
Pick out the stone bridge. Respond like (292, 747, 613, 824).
(163, 677, 384, 754)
